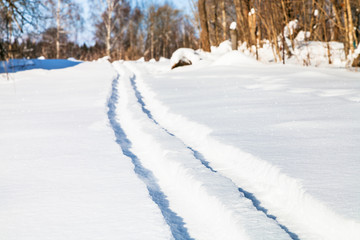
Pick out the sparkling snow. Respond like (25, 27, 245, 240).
(1, 46, 359, 240)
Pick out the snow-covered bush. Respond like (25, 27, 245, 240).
(170, 48, 201, 69)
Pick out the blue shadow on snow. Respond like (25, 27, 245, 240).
(237, 187, 300, 240)
(0, 59, 81, 73)
(107, 75, 194, 240)
(129, 76, 217, 174)
(129, 73, 300, 240)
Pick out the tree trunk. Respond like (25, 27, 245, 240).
(330, 1, 342, 41)
(56, 0, 61, 59)
(345, 0, 355, 53)
(233, 0, 243, 41)
(198, 0, 211, 51)
(221, 0, 227, 41)
(248, 10, 256, 46)
(150, 26, 154, 59)
(207, 0, 218, 46)
(343, 2, 350, 56)
(230, 29, 238, 50)
(106, 10, 111, 57)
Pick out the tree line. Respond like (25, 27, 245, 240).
(0, 0, 198, 61)
(1, 0, 360, 64)
(197, 0, 360, 64)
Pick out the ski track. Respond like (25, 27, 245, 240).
(107, 73, 193, 240)
(122, 61, 360, 240)
(112, 61, 295, 240)
(128, 66, 299, 240)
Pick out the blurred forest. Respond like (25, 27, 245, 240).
(1, 0, 360, 64)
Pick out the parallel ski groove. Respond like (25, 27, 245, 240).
(129, 71, 299, 240)
(107, 74, 194, 240)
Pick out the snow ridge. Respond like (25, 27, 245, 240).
(130, 64, 299, 240)
(128, 67, 299, 240)
(125, 61, 360, 240)
(107, 73, 192, 240)
(113, 62, 291, 240)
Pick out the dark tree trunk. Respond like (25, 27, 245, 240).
(199, 0, 211, 51)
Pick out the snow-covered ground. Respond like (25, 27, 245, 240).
(0, 60, 172, 240)
(1, 48, 359, 240)
(0, 58, 81, 73)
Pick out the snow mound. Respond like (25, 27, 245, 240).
(97, 56, 110, 63)
(212, 51, 259, 66)
(211, 40, 232, 55)
(159, 57, 169, 62)
(67, 57, 81, 62)
(170, 48, 201, 67)
(136, 57, 145, 62)
(284, 20, 299, 37)
(37, 56, 45, 60)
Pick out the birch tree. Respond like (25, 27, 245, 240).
(92, 0, 131, 58)
(0, 0, 43, 59)
(45, 0, 83, 59)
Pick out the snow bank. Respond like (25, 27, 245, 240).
(136, 57, 145, 62)
(0, 60, 172, 240)
(0, 59, 82, 73)
(114, 61, 292, 240)
(212, 51, 259, 66)
(284, 20, 299, 37)
(170, 48, 201, 67)
(0, 59, 34, 70)
(159, 57, 169, 62)
(211, 40, 232, 55)
(67, 57, 81, 62)
(126, 61, 360, 240)
(96, 56, 110, 62)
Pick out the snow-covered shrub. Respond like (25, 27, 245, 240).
(212, 51, 259, 66)
(170, 48, 201, 69)
(351, 46, 360, 67)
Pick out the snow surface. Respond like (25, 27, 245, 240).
(0, 61, 172, 240)
(1, 46, 359, 240)
(230, 22, 237, 30)
(170, 48, 201, 66)
(0, 59, 81, 73)
(120, 51, 360, 239)
(284, 20, 299, 37)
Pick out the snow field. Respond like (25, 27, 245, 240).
(0, 61, 172, 240)
(113, 62, 292, 240)
(124, 61, 360, 240)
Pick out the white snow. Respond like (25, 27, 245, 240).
(67, 57, 80, 62)
(230, 22, 237, 30)
(213, 51, 259, 66)
(0, 61, 172, 240)
(170, 48, 201, 67)
(115, 61, 291, 240)
(284, 20, 299, 37)
(120, 51, 360, 240)
(1, 45, 359, 240)
(314, 9, 319, 17)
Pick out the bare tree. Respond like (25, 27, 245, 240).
(220, 0, 227, 41)
(92, 0, 130, 58)
(144, 3, 196, 60)
(45, 0, 83, 58)
(0, 0, 43, 60)
(198, 0, 210, 51)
